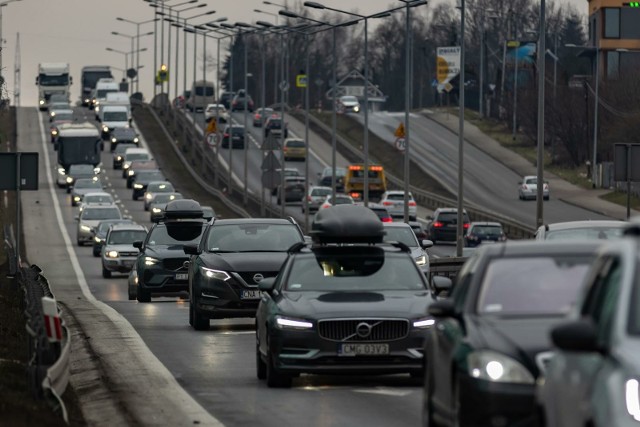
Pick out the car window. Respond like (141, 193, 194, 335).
(147, 224, 204, 246)
(383, 227, 419, 247)
(75, 180, 102, 189)
(525, 178, 538, 185)
(545, 227, 624, 240)
(126, 153, 149, 161)
(82, 208, 121, 220)
(285, 140, 305, 148)
(627, 262, 640, 335)
(206, 224, 302, 252)
(153, 193, 182, 203)
(108, 230, 148, 245)
(476, 255, 593, 316)
(333, 196, 353, 205)
(311, 188, 331, 197)
(471, 225, 503, 235)
(285, 251, 425, 292)
(85, 194, 113, 204)
(451, 252, 481, 309)
(148, 183, 174, 192)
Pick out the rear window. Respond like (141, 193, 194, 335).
(334, 197, 353, 205)
(349, 170, 381, 179)
(386, 193, 411, 201)
(311, 188, 331, 197)
(545, 227, 624, 241)
(206, 224, 303, 252)
(438, 212, 470, 222)
(195, 86, 214, 96)
(285, 140, 305, 148)
(471, 225, 503, 235)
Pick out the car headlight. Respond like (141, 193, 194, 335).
(105, 250, 119, 258)
(200, 266, 231, 281)
(144, 256, 159, 266)
(80, 225, 92, 232)
(152, 207, 162, 214)
(116, 156, 123, 161)
(413, 317, 435, 329)
(51, 130, 58, 136)
(66, 177, 73, 183)
(353, 105, 360, 112)
(416, 255, 427, 266)
(145, 193, 153, 200)
(123, 162, 131, 169)
(128, 170, 135, 176)
(94, 167, 101, 174)
(134, 183, 144, 189)
(467, 350, 534, 384)
(111, 138, 117, 143)
(626, 379, 640, 421)
(94, 236, 102, 243)
(58, 168, 66, 176)
(275, 315, 313, 330)
(73, 196, 81, 202)
(102, 126, 109, 133)
(133, 137, 139, 143)
(39, 99, 45, 105)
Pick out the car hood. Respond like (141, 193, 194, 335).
(278, 290, 432, 319)
(466, 315, 564, 375)
(104, 243, 139, 253)
(80, 219, 116, 229)
(145, 245, 190, 259)
(341, 100, 359, 106)
(73, 188, 102, 197)
(200, 252, 289, 273)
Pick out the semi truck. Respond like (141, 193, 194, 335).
(36, 63, 72, 111)
(55, 122, 102, 187)
(80, 65, 113, 107)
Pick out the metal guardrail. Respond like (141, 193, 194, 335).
(3, 224, 17, 277)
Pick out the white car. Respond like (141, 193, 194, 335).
(76, 205, 123, 246)
(78, 192, 115, 213)
(204, 103, 229, 123)
(337, 95, 360, 113)
(379, 190, 417, 221)
(518, 175, 549, 200)
(319, 193, 355, 209)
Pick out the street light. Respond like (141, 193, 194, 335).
(112, 31, 154, 95)
(0, 0, 23, 76)
(116, 17, 158, 93)
(254, 8, 279, 25)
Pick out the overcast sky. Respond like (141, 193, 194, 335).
(1, 0, 586, 106)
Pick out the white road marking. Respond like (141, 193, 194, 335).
(352, 387, 414, 397)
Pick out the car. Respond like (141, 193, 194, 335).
(78, 192, 114, 214)
(143, 181, 176, 210)
(218, 91, 236, 109)
(270, 168, 301, 196)
(383, 222, 433, 276)
(317, 166, 346, 192)
(426, 207, 471, 243)
(534, 219, 627, 240)
(220, 125, 245, 149)
(126, 160, 159, 189)
(110, 127, 139, 152)
(48, 102, 72, 120)
(112, 143, 137, 169)
(149, 192, 184, 222)
(301, 186, 332, 214)
(49, 93, 69, 104)
(380, 190, 417, 221)
(464, 221, 507, 247)
(70, 178, 104, 206)
(337, 95, 361, 113)
(76, 205, 124, 246)
(263, 116, 288, 139)
(92, 219, 135, 257)
(230, 92, 254, 112)
(276, 177, 306, 205)
(183, 216, 305, 330)
(201, 205, 216, 221)
(65, 164, 101, 193)
(253, 108, 274, 127)
(133, 199, 207, 302)
(132, 171, 167, 201)
(538, 222, 640, 427)
(101, 223, 149, 278)
(121, 148, 152, 178)
(255, 205, 441, 387)
(282, 138, 306, 161)
(204, 103, 229, 123)
(367, 203, 393, 223)
(518, 175, 550, 200)
(422, 240, 600, 427)
(319, 193, 355, 209)
(49, 110, 74, 142)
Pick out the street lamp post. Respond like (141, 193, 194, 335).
(116, 16, 158, 93)
(535, 0, 546, 227)
(455, 0, 466, 257)
(112, 31, 154, 95)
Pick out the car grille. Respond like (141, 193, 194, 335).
(119, 251, 138, 257)
(318, 319, 409, 342)
(163, 257, 187, 271)
(235, 271, 278, 287)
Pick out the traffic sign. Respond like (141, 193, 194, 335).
(444, 82, 454, 92)
(260, 136, 281, 150)
(394, 137, 406, 152)
(206, 118, 217, 134)
(394, 122, 405, 138)
(206, 133, 219, 148)
(507, 40, 521, 48)
(261, 170, 281, 189)
(279, 81, 290, 92)
(127, 68, 137, 79)
(296, 74, 308, 88)
(261, 151, 281, 170)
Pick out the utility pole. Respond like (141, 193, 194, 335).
(13, 32, 19, 106)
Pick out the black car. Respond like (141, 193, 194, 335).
(92, 219, 135, 257)
(131, 169, 166, 200)
(184, 217, 305, 330)
(220, 125, 245, 149)
(263, 116, 288, 139)
(112, 143, 137, 169)
(464, 221, 507, 247)
(255, 205, 443, 388)
(65, 163, 100, 193)
(318, 166, 346, 192)
(426, 207, 470, 243)
(218, 91, 236, 109)
(230, 92, 254, 112)
(133, 199, 206, 302)
(422, 241, 599, 427)
(110, 127, 139, 152)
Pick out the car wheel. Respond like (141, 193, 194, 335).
(137, 287, 151, 303)
(191, 299, 209, 331)
(93, 248, 100, 257)
(76, 239, 83, 247)
(256, 342, 267, 380)
(266, 335, 292, 388)
(133, 194, 138, 201)
(102, 266, 112, 279)
(144, 205, 149, 212)
(127, 181, 132, 189)
(71, 201, 76, 207)
(128, 286, 136, 301)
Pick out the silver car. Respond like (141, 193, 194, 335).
(76, 205, 123, 246)
(383, 222, 433, 276)
(78, 192, 114, 213)
(534, 220, 627, 240)
(518, 175, 549, 200)
(70, 177, 104, 207)
(301, 186, 332, 214)
(143, 181, 176, 211)
(379, 190, 417, 221)
(101, 223, 148, 278)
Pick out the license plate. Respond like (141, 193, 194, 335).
(241, 290, 262, 299)
(175, 273, 188, 281)
(339, 343, 389, 356)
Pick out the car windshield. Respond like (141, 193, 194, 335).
(206, 224, 302, 252)
(383, 227, 419, 247)
(147, 224, 205, 246)
(311, 188, 331, 197)
(545, 227, 625, 240)
(148, 183, 174, 192)
(126, 153, 149, 161)
(97, 89, 118, 98)
(153, 193, 182, 203)
(103, 112, 128, 122)
(53, 112, 73, 121)
(285, 250, 425, 292)
(81, 207, 121, 220)
(114, 129, 136, 138)
(341, 96, 358, 103)
(471, 225, 503, 236)
(108, 230, 148, 245)
(84, 194, 113, 204)
(286, 140, 305, 148)
(69, 165, 94, 174)
(74, 179, 102, 189)
(476, 255, 594, 316)
(97, 220, 131, 234)
(137, 172, 164, 181)
(115, 144, 136, 154)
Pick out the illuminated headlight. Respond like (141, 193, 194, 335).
(467, 351, 534, 384)
(128, 170, 135, 176)
(73, 196, 81, 202)
(275, 316, 313, 330)
(353, 105, 360, 112)
(133, 137, 139, 143)
(105, 250, 119, 258)
(111, 138, 117, 143)
(116, 156, 123, 161)
(95, 101, 100, 106)
(133, 183, 144, 189)
(39, 99, 45, 105)
(145, 193, 153, 200)
(84, 98, 89, 103)
(413, 317, 435, 329)
(94, 167, 101, 174)
(66, 176, 73, 183)
(80, 225, 92, 232)
(152, 207, 162, 214)
(415, 255, 427, 266)
(51, 130, 58, 136)
(102, 126, 109, 133)
(123, 162, 131, 169)
(57, 168, 66, 176)
(50, 112, 56, 117)
(144, 256, 159, 266)
(200, 266, 231, 281)
(94, 236, 102, 243)
(134, 275, 138, 285)
(625, 379, 640, 421)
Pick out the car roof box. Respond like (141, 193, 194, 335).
(162, 199, 203, 221)
(311, 205, 384, 244)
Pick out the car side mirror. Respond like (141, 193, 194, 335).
(133, 240, 143, 249)
(258, 277, 276, 292)
(183, 243, 201, 255)
(432, 275, 452, 296)
(421, 239, 434, 249)
(428, 299, 456, 317)
(551, 320, 602, 353)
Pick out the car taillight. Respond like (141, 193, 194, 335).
(254, 114, 259, 119)
(463, 223, 470, 229)
(408, 201, 417, 206)
(381, 217, 393, 223)
(224, 133, 229, 138)
(382, 201, 393, 206)
(433, 221, 443, 228)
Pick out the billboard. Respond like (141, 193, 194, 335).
(436, 46, 461, 92)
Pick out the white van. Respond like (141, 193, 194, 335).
(100, 105, 130, 140)
(186, 80, 215, 112)
(93, 78, 120, 116)
(99, 92, 131, 122)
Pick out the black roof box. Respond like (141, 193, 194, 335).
(161, 199, 204, 222)
(311, 205, 384, 244)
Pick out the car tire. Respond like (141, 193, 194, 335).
(128, 286, 136, 301)
(137, 287, 151, 303)
(93, 248, 100, 257)
(266, 336, 292, 388)
(191, 299, 209, 331)
(71, 201, 76, 207)
(133, 194, 138, 201)
(76, 239, 83, 247)
(102, 266, 112, 279)
(144, 205, 149, 212)
(256, 342, 267, 380)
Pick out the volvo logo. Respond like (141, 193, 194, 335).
(253, 273, 264, 283)
(356, 322, 372, 338)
